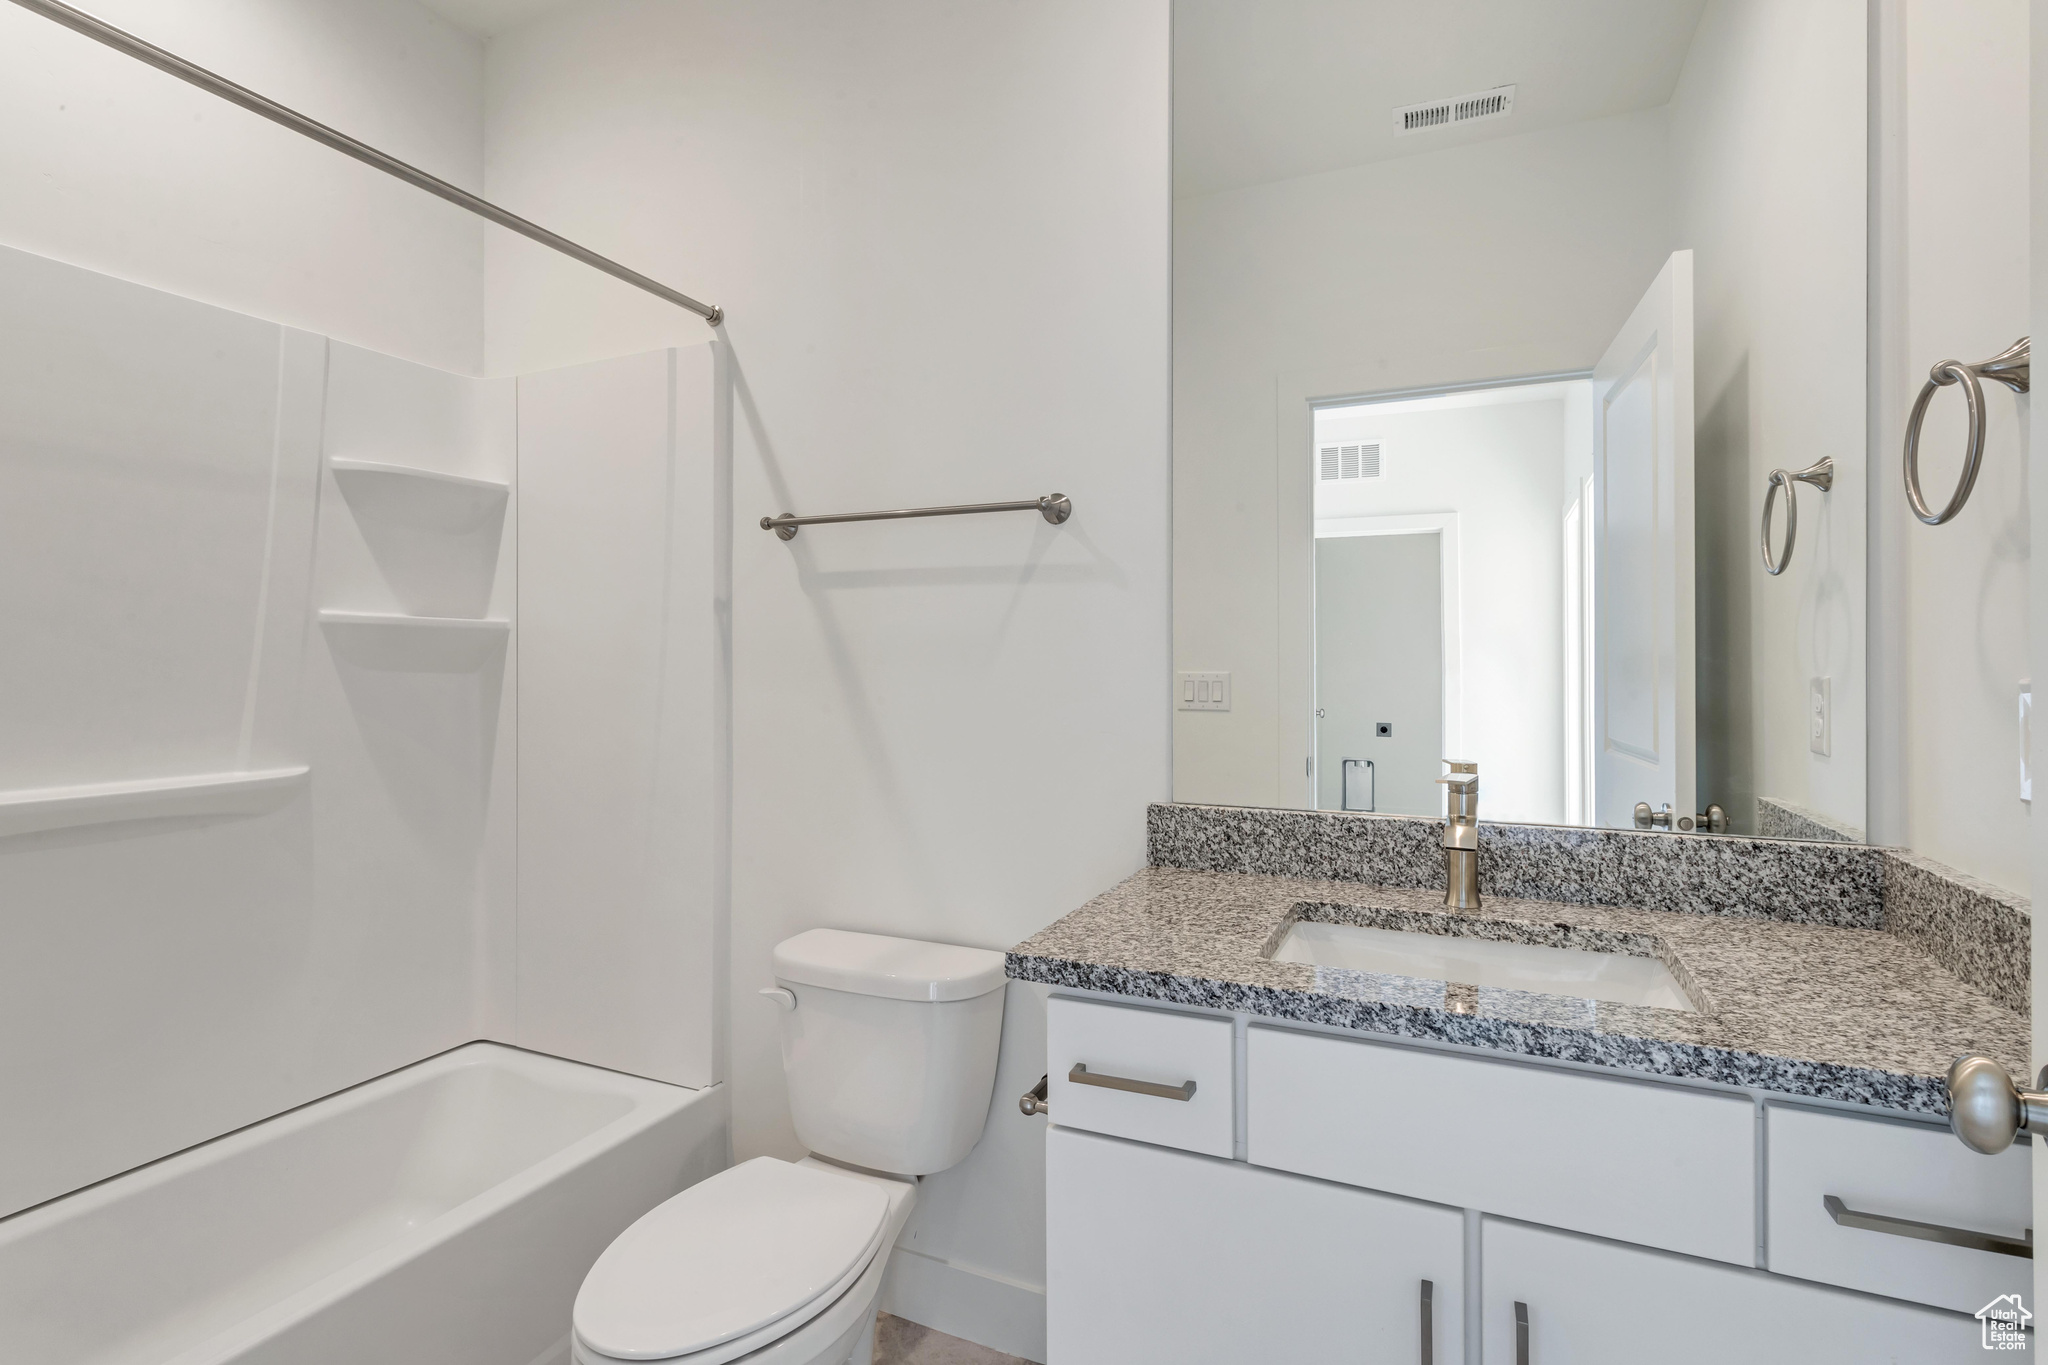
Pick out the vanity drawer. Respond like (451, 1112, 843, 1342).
(1247, 1027, 1756, 1264)
(1046, 996, 1235, 1158)
(1766, 1104, 2030, 1314)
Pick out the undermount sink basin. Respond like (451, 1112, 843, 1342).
(1270, 918, 1696, 1012)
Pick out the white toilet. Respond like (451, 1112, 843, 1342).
(571, 929, 1009, 1365)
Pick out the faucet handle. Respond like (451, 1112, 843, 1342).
(1437, 764, 1479, 823)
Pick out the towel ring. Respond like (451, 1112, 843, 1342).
(1903, 337, 2029, 526)
(1761, 458, 1834, 576)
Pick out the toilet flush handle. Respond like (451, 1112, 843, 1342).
(759, 987, 797, 1011)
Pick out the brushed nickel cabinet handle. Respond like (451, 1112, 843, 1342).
(1823, 1194, 2033, 1258)
(1514, 1301, 1529, 1365)
(1419, 1279, 1433, 1365)
(1067, 1063, 1196, 1101)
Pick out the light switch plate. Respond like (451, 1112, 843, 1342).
(2021, 680, 2032, 802)
(1809, 677, 1831, 756)
(1177, 671, 1231, 711)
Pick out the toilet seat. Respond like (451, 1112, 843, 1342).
(573, 1158, 891, 1365)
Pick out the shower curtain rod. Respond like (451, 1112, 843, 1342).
(8, 0, 723, 327)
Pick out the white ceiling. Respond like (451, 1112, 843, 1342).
(416, 0, 581, 39)
(1321, 378, 1588, 424)
(1174, 0, 1709, 199)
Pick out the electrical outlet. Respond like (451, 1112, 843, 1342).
(1809, 677, 1831, 756)
(1177, 671, 1231, 711)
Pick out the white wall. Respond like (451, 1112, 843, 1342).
(482, 3, 1172, 1358)
(0, 0, 485, 374)
(1672, 0, 1867, 838)
(1871, 0, 2032, 893)
(1174, 110, 1673, 806)
(1314, 391, 1573, 823)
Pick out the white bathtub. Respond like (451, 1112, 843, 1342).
(0, 1043, 727, 1365)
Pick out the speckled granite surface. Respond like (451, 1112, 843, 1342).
(1756, 796, 1865, 845)
(1884, 851, 2031, 1016)
(1008, 865, 2028, 1118)
(1148, 803, 1885, 926)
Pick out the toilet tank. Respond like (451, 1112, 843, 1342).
(771, 929, 1008, 1176)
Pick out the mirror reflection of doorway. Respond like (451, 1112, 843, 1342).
(1314, 531, 1442, 815)
(1310, 380, 1585, 823)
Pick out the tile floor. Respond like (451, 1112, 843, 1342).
(873, 1313, 1035, 1365)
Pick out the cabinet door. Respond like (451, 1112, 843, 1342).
(1482, 1220, 1983, 1363)
(1048, 1126, 1463, 1365)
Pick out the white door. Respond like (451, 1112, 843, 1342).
(1592, 251, 1695, 829)
(1314, 531, 1443, 816)
(1047, 1126, 1465, 1364)
(1483, 1220, 1982, 1363)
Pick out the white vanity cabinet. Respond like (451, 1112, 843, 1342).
(1047, 1125, 1465, 1364)
(1481, 1220, 1981, 1363)
(1041, 993, 2020, 1363)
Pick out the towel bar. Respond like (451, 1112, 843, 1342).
(761, 493, 1071, 540)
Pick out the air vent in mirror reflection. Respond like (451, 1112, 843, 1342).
(1317, 442, 1383, 481)
(1394, 84, 1516, 135)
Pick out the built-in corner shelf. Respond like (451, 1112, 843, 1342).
(318, 610, 511, 671)
(0, 766, 311, 839)
(328, 458, 509, 533)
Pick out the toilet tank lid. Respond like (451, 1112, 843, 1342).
(772, 929, 1008, 1002)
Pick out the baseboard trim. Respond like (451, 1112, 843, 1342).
(880, 1246, 1047, 1363)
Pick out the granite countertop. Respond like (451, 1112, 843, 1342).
(1006, 865, 2030, 1118)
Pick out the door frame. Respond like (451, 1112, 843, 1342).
(1563, 474, 1596, 825)
(2024, 0, 2048, 1324)
(1277, 368, 1590, 809)
(1313, 514, 1463, 793)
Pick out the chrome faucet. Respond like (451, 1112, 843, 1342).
(1437, 759, 1480, 910)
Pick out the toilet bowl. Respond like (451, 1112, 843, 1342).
(572, 930, 1008, 1365)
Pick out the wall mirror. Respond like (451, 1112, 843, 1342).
(1171, 0, 1869, 840)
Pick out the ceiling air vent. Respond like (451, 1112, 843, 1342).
(1318, 442, 1383, 482)
(1394, 84, 1516, 136)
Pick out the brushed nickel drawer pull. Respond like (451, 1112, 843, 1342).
(1067, 1063, 1196, 1101)
(1419, 1279, 1434, 1365)
(1823, 1194, 2033, 1258)
(1514, 1301, 1529, 1365)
